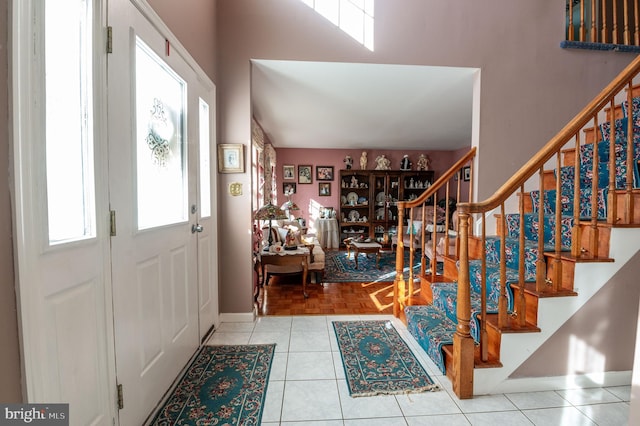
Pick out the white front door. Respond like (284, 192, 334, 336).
(107, 2, 209, 424)
(12, 0, 117, 424)
(194, 95, 219, 342)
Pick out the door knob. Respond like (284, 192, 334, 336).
(191, 224, 204, 233)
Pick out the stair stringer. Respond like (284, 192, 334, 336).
(473, 227, 640, 395)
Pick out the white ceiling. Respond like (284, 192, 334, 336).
(250, 60, 477, 151)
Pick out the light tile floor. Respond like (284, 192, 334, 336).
(207, 315, 631, 425)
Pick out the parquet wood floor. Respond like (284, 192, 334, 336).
(257, 275, 396, 316)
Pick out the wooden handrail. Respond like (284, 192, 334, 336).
(393, 50, 640, 398)
(457, 55, 640, 215)
(398, 148, 477, 211)
(395, 53, 640, 401)
(450, 54, 640, 399)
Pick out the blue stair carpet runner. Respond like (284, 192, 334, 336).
(405, 101, 640, 376)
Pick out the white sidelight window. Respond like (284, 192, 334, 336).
(45, 0, 97, 244)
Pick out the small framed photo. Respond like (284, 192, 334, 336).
(283, 182, 296, 195)
(462, 166, 471, 182)
(319, 182, 331, 196)
(283, 164, 295, 180)
(298, 165, 312, 184)
(218, 143, 244, 173)
(316, 166, 334, 181)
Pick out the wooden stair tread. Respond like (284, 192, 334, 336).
(484, 313, 541, 334)
(408, 295, 428, 306)
(544, 252, 615, 263)
(577, 220, 613, 228)
(512, 281, 578, 298)
(420, 273, 455, 284)
(442, 344, 503, 369)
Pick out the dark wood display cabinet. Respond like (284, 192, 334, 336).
(338, 171, 370, 244)
(371, 172, 401, 247)
(338, 169, 435, 247)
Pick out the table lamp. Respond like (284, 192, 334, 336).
(254, 202, 287, 250)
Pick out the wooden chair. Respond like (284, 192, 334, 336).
(260, 251, 309, 297)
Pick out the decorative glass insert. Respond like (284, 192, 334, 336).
(45, 0, 96, 244)
(199, 98, 211, 218)
(135, 38, 187, 230)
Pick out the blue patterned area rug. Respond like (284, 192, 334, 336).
(333, 320, 438, 397)
(325, 249, 423, 283)
(151, 344, 275, 425)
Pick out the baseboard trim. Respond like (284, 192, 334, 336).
(219, 312, 255, 323)
(485, 370, 632, 394)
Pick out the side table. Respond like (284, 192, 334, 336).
(346, 241, 382, 269)
(316, 218, 339, 249)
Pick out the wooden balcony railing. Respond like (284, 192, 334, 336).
(566, 0, 640, 47)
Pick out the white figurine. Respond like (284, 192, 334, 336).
(360, 151, 368, 170)
(344, 155, 353, 170)
(400, 155, 411, 170)
(416, 154, 430, 171)
(374, 154, 391, 170)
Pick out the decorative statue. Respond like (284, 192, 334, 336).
(374, 154, 391, 170)
(400, 155, 412, 170)
(344, 155, 353, 170)
(416, 154, 431, 171)
(360, 151, 368, 170)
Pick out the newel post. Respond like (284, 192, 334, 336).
(453, 210, 474, 399)
(393, 203, 406, 318)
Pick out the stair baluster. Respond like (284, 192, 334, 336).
(572, 132, 582, 257)
(553, 151, 563, 292)
(517, 184, 526, 327)
(479, 213, 488, 363)
(535, 166, 545, 292)
(453, 208, 473, 399)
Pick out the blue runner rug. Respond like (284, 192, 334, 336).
(325, 250, 423, 283)
(333, 320, 438, 397)
(150, 344, 275, 425)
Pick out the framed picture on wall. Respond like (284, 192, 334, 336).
(283, 182, 296, 195)
(319, 182, 331, 196)
(298, 165, 312, 184)
(218, 144, 244, 173)
(283, 164, 295, 180)
(462, 166, 471, 182)
(316, 166, 334, 181)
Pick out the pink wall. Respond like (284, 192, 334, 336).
(275, 148, 459, 228)
(0, 0, 22, 402)
(214, 0, 635, 315)
(147, 0, 218, 80)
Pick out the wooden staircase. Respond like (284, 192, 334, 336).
(393, 55, 640, 399)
